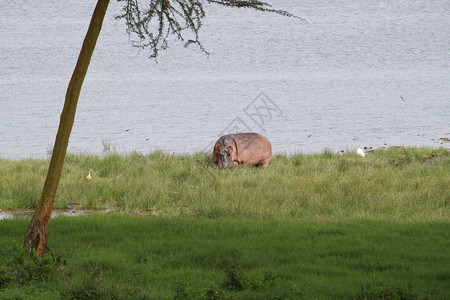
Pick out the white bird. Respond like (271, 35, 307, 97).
(85, 169, 93, 182)
(357, 148, 366, 157)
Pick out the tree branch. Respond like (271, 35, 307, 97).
(116, 0, 303, 58)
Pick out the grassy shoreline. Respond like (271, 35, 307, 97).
(1, 147, 448, 222)
(1, 147, 449, 298)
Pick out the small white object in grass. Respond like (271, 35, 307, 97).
(85, 169, 93, 181)
(357, 148, 366, 157)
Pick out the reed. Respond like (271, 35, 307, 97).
(0, 147, 448, 221)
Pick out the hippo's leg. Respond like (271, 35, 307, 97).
(261, 158, 271, 167)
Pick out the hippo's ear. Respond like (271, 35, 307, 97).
(214, 144, 220, 152)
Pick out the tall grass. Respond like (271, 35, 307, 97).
(0, 147, 448, 221)
(1, 148, 448, 298)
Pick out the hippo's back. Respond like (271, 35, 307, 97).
(228, 133, 272, 166)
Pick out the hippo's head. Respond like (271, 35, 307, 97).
(213, 141, 234, 168)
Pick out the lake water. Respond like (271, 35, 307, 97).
(1, 0, 449, 159)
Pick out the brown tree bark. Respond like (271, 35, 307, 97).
(24, 0, 110, 256)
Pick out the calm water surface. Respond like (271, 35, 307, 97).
(1, 0, 449, 159)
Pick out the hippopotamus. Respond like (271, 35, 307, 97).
(212, 133, 272, 168)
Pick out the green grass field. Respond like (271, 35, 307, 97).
(0, 147, 449, 298)
(1, 216, 449, 299)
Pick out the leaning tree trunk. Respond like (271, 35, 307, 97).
(24, 0, 110, 256)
